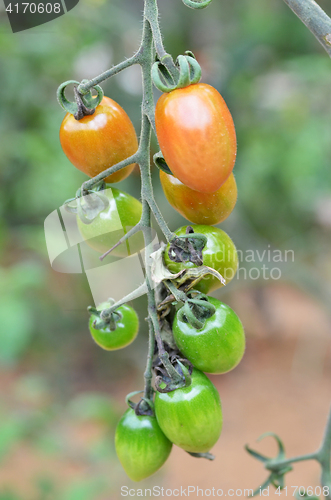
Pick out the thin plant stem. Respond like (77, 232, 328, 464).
(82, 152, 139, 192)
(269, 452, 318, 470)
(283, 0, 331, 57)
(102, 282, 148, 315)
(77, 54, 141, 95)
(163, 279, 187, 303)
(250, 403, 331, 494)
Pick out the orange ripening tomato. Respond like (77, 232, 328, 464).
(155, 83, 237, 193)
(60, 96, 138, 184)
(160, 170, 237, 225)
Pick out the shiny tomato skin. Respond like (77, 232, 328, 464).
(164, 225, 238, 294)
(173, 296, 245, 374)
(60, 96, 138, 183)
(115, 408, 172, 481)
(154, 368, 222, 453)
(155, 83, 237, 193)
(160, 170, 237, 225)
(77, 187, 144, 258)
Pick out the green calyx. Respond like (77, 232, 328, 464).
(177, 293, 216, 330)
(57, 79, 104, 117)
(125, 392, 155, 416)
(167, 226, 207, 266)
(87, 300, 122, 332)
(155, 354, 192, 393)
(153, 151, 173, 175)
(152, 52, 202, 93)
(182, 0, 213, 9)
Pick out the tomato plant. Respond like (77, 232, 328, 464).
(77, 187, 144, 257)
(155, 368, 223, 453)
(160, 170, 237, 225)
(60, 96, 138, 183)
(164, 225, 238, 294)
(173, 296, 245, 374)
(155, 83, 237, 194)
(89, 301, 139, 351)
(115, 407, 172, 481)
(54, 0, 249, 482)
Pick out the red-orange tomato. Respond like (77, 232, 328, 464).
(155, 83, 237, 194)
(160, 170, 237, 225)
(60, 96, 138, 183)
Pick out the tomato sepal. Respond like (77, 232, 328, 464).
(57, 79, 104, 116)
(168, 226, 207, 266)
(187, 451, 215, 461)
(154, 354, 193, 393)
(152, 52, 201, 93)
(182, 0, 212, 9)
(153, 151, 174, 175)
(125, 390, 144, 411)
(165, 225, 238, 294)
(151, 243, 226, 293)
(177, 293, 216, 330)
(125, 391, 155, 417)
(246, 433, 293, 496)
(87, 301, 123, 332)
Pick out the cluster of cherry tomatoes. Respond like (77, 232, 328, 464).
(59, 81, 243, 481)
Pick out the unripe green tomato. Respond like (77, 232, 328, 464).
(155, 368, 222, 453)
(173, 296, 245, 374)
(89, 302, 139, 351)
(77, 187, 144, 258)
(164, 225, 238, 294)
(115, 408, 172, 482)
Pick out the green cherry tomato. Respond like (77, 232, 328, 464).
(77, 187, 144, 258)
(89, 302, 139, 351)
(115, 408, 172, 481)
(173, 296, 245, 374)
(155, 368, 222, 453)
(164, 225, 238, 294)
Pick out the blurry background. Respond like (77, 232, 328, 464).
(0, 0, 331, 498)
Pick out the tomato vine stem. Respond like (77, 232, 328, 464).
(283, 0, 331, 57)
(247, 403, 331, 497)
(91, 0, 183, 393)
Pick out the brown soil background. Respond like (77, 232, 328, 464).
(0, 283, 330, 499)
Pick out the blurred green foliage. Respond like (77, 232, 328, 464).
(0, 0, 330, 496)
